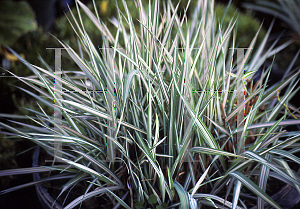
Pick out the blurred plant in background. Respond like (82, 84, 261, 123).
(244, 0, 300, 42)
(243, 0, 300, 90)
(0, 1, 37, 46)
(214, 3, 266, 47)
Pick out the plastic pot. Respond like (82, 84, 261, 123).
(32, 146, 63, 209)
(33, 146, 300, 209)
(250, 168, 300, 209)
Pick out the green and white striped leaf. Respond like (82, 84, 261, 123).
(57, 157, 119, 185)
(229, 171, 281, 209)
(174, 181, 190, 209)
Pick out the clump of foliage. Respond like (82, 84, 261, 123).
(1, 0, 264, 118)
(1, 0, 300, 209)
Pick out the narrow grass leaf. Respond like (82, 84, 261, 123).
(228, 171, 281, 209)
(174, 181, 190, 209)
(64, 185, 121, 209)
(57, 157, 119, 185)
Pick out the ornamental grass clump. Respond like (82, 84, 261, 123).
(1, 0, 300, 208)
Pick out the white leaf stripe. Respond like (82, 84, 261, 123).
(192, 193, 243, 209)
(191, 166, 210, 197)
(105, 189, 131, 209)
(62, 100, 147, 134)
(269, 149, 300, 165)
(57, 157, 118, 185)
(64, 185, 121, 209)
(73, 150, 123, 186)
(174, 181, 190, 209)
(232, 179, 242, 209)
(245, 151, 300, 187)
(190, 147, 242, 158)
(228, 171, 281, 209)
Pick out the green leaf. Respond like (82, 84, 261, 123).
(174, 181, 190, 209)
(205, 197, 218, 208)
(134, 201, 144, 209)
(167, 166, 175, 198)
(0, 1, 37, 45)
(106, 189, 131, 209)
(189, 194, 198, 209)
(123, 70, 140, 106)
(269, 149, 300, 165)
(76, 0, 114, 42)
(57, 157, 119, 185)
(191, 166, 210, 197)
(57, 172, 88, 199)
(245, 151, 300, 187)
(190, 147, 241, 158)
(228, 171, 281, 209)
(65, 185, 121, 209)
(250, 114, 286, 151)
(232, 179, 242, 209)
(161, 202, 168, 208)
(1, 175, 75, 196)
(193, 193, 242, 209)
(148, 194, 158, 204)
(72, 150, 123, 186)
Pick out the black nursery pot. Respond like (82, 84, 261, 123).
(33, 146, 300, 209)
(32, 146, 63, 209)
(249, 168, 300, 209)
(249, 177, 300, 209)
